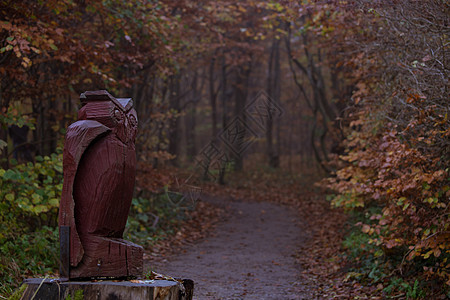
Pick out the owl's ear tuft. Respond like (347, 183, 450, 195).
(80, 90, 115, 102)
(80, 90, 133, 112)
(117, 98, 133, 112)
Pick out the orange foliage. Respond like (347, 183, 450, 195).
(322, 0, 449, 287)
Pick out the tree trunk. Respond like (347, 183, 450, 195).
(185, 70, 199, 158)
(266, 38, 281, 168)
(218, 56, 228, 184)
(209, 58, 218, 138)
(233, 61, 251, 171)
(168, 74, 181, 166)
(285, 25, 333, 173)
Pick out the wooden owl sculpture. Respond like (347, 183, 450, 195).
(59, 90, 143, 279)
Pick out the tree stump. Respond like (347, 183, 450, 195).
(19, 278, 192, 300)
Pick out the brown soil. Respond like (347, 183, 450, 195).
(146, 195, 314, 300)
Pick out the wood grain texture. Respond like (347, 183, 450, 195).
(21, 278, 189, 300)
(59, 90, 142, 279)
(59, 120, 111, 267)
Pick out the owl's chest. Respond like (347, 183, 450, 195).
(89, 132, 133, 163)
(73, 130, 136, 237)
(76, 133, 136, 187)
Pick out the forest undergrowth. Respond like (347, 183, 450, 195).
(193, 153, 449, 299)
(0, 155, 226, 299)
(1, 153, 448, 299)
(1, 1, 448, 299)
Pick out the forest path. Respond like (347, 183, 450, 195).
(147, 195, 312, 300)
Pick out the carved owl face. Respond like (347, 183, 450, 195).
(112, 107, 138, 145)
(78, 91, 138, 145)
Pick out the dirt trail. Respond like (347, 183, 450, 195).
(147, 196, 312, 300)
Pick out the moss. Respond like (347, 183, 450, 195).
(66, 289, 84, 300)
(8, 283, 27, 300)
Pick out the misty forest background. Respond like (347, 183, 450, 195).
(0, 0, 449, 298)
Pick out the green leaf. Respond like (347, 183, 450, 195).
(396, 197, 406, 206)
(423, 250, 433, 259)
(32, 193, 42, 204)
(32, 205, 47, 214)
(3, 169, 16, 180)
(5, 193, 14, 201)
(49, 198, 59, 206)
(402, 202, 410, 211)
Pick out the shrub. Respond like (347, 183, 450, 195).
(324, 0, 449, 295)
(0, 151, 62, 296)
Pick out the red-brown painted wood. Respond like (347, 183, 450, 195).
(59, 90, 143, 279)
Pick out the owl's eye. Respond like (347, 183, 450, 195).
(114, 109, 123, 121)
(129, 115, 137, 127)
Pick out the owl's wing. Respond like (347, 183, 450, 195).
(59, 120, 111, 267)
